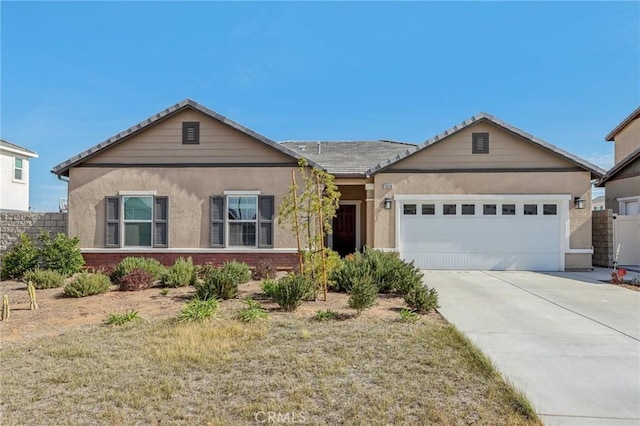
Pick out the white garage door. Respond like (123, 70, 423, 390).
(398, 197, 565, 271)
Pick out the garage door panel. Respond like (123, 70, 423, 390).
(398, 198, 563, 271)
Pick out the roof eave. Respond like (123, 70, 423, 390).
(596, 148, 640, 186)
(605, 106, 640, 141)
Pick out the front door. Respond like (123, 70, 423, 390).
(333, 204, 357, 257)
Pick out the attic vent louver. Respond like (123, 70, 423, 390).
(182, 122, 200, 145)
(472, 132, 489, 154)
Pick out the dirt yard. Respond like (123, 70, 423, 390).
(0, 279, 409, 344)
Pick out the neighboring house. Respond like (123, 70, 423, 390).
(597, 106, 640, 215)
(0, 140, 38, 211)
(592, 195, 605, 211)
(51, 99, 604, 271)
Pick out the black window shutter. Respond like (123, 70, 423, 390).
(472, 132, 489, 154)
(154, 196, 169, 247)
(211, 196, 225, 247)
(258, 196, 274, 248)
(105, 197, 120, 247)
(182, 122, 200, 144)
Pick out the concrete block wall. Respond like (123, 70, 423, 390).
(592, 209, 613, 267)
(0, 212, 68, 254)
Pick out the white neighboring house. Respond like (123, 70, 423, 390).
(0, 140, 38, 211)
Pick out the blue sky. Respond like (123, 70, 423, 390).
(1, 1, 638, 211)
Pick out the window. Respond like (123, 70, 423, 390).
(483, 204, 497, 215)
(543, 204, 557, 215)
(182, 122, 200, 144)
(14, 158, 24, 181)
(211, 195, 274, 248)
(472, 133, 489, 154)
(421, 204, 435, 215)
(524, 204, 538, 215)
(502, 204, 516, 215)
(105, 195, 168, 247)
(443, 204, 457, 215)
(403, 204, 417, 215)
(461, 204, 475, 215)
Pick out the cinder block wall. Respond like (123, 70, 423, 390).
(592, 209, 613, 267)
(0, 212, 68, 254)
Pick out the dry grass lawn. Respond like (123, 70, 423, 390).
(0, 280, 541, 425)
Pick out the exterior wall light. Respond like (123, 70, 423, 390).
(384, 198, 392, 210)
(574, 197, 586, 209)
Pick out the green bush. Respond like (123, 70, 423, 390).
(106, 310, 141, 326)
(0, 234, 39, 279)
(314, 309, 339, 321)
(262, 278, 278, 299)
(303, 248, 342, 287)
(63, 273, 111, 298)
(38, 232, 85, 276)
(399, 308, 419, 323)
(330, 248, 424, 295)
(237, 299, 269, 322)
(347, 273, 378, 315)
(404, 285, 439, 314)
(22, 268, 66, 289)
(162, 257, 195, 288)
(196, 268, 238, 300)
(222, 261, 251, 284)
(179, 299, 218, 322)
(118, 268, 154, 291)
(111, 257, 166, 284)
(273, 273, 315, 312)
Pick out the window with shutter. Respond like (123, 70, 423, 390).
(182, 122, 200, 144)
(211, 196, 225, 247)
(154, 197, 169, 247)
(472, 132, 489, 154)
(258, 196, 274, 248)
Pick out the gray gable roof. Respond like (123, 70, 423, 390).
(0, 139, 38, 157)
(281, 140, 415, 176)
(605, 106, 640, 141)
(365, 112, 606, 179)
(596, 147, 640, 186)
(51, 99, 318, 177)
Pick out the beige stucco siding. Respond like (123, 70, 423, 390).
(388, 121, 573, 170)
(605, 175, 640, 213)
(613, 118, 640, 163)
(84, 109, 294, 165)
(68, 167, 298, 249)
(372, 171, 592, 269)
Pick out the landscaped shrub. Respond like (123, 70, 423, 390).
(404, 285, 439, 314)
(273, 273, 315, 312)
(162, 257, 195, 288)
(196, 268, 238, 300)
(106, 310, 141, 326)
(252, 261, 278, 280)
(347, 273, 377, 315)
(195, 262, 217, 282)
(237, 299, 269, 322)
(119, 268, 154, 291)
(22, 268, 66, 289)
(399, 308, 419, 323)
(222, 261, 251, 284)
(303, 248, 342, 287)
(313, 309, 339, 321)
(178, 299, 219, 322)
(0, 234, 39, 280)
(330, 248, 424, 295)
(38, 232, 85, 276)
(63, 273, 111, 298)
(330, 252, 372, 293)
(261, 278, 278, 299)
(111, 257, 166, 284)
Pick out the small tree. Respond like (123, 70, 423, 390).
(0, 234, 39, 279)
(278, 158, 340, 300)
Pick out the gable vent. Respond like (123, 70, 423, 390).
(182, 122, 200, 144)
(472, 132, 489, 154)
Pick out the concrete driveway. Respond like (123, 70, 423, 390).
(425, 271, 640, 426)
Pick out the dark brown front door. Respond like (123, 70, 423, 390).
(333, 204, 357, 257)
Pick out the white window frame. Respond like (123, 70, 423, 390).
(618, 196, 640, 215)
(122, 195, 154, 248)
(226, 194, 259, 248)
(13, 157, 24, 182)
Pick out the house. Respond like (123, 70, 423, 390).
(51, 99, 604, 271)
(1, 140, 38, 212)
(597, 106, 640, 215)
(592, 195, 605, 211)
